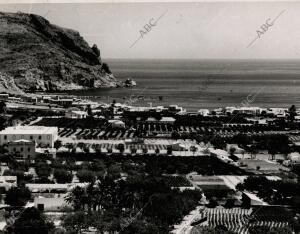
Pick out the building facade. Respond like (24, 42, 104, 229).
(0, 126, 58, 148)
(7, 139, 36, 159)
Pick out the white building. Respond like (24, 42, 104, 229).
(65, 110, 88, 119)
(34, 195, 69, 212)
(198, 109, 210, 116)
(0, 126, 58, 148)
(266, 108, 287, 117)
(227, 107, 262, 116)
(160, 117, 176, 125)
(168, 105, 186, 114)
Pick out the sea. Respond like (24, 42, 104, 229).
(68, 59, 300, 112)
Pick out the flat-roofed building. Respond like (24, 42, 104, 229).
(0, 126, 58, 148)
(34, 195, 69, 212)
(160, 117, 176, 125)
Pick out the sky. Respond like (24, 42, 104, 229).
(0, 2, 299, 59)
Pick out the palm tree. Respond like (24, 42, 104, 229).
(65, 186, 86, 211)
(167, 146, 173, 155)
(117, 143, 125, 155)
(190, 145, 197, 156)
(268, 147, 277, 161)
(142, 148, 148, 155)
(249, 145, 258, 159)
(130, 147, 137, 155)
(288, 104, 297, 122)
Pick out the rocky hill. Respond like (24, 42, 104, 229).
(0, 11, 117, 93)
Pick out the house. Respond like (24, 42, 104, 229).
(168, 105, 186, 114)
(65, 109, 88, 119)
(0, 176, 17, 192)
(8, 97, 22, 102)
(34, 194, 69, 212)
(146, 117, 158, 123)
(160, 117, 176, 125)
(198, 109, 210, 116)
(266, 108, 287, 117)
(228, 107, 262, 116)
(0, 126, 58, 148)
(27, 183, 87, 193)
(285, 152, 300, 165)
(50, 98, 73, 107)
(7, 139, 36, 159)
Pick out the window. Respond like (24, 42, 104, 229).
(12, 135, 16, 140)
(47, 135, 50, 140)
(4, 135, 7, 140)
(13, 147, 16, 152)
(30, 136, 33, 140)
(28, 148, 30, 152)
(38, 135, 42, 140)
(20, 147, 23, 152)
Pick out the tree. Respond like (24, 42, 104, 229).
(61, 211, 89, 234)
(35, 161, 52, 180)
(171, 131, 180, 140)
(167, 146, 173, 155)
(5, 185, 32, 207)
(249, 145, 258, 159)
(107, 163, 122, 179)
(12, 207, 54, 234)
(288, 104, 297, 122)
(53, 169, 73, 183)
(117, 143, 125, 154)
(76, 170, 95, 183)
(65, 186, 85, 211)
(54, 140, 62, 150)
(130, 147, 137, 155)
(142, 147, 148, 155)
(268, 147, 277, 161)
(122, 219, 160, 234)
(87, 104, 93, 117)
(249, 226, 293, 234)
(190, 146, 197, 156)
(0, 100, 6, 114)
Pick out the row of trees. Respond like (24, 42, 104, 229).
(63, 175, 202, 233)
(236, 176, 300, 208)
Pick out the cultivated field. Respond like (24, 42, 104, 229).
(190, 206, 291, 234)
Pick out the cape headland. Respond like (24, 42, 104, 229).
(0, 11, 118, 93)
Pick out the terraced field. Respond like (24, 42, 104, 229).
(190, 207, 291, 234)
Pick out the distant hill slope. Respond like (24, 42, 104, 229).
(0, 11, 117, 93)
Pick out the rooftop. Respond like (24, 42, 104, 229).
(0, 126, 58, 135)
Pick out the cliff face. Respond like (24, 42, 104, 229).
(0, 11, 117, 93)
